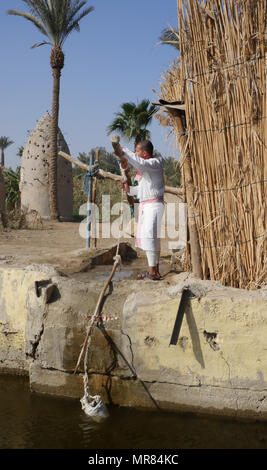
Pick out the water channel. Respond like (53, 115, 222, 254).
(1, 375, 267, 449)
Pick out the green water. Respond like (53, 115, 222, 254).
(1, 375, 267, 449)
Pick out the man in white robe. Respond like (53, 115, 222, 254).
(114, 140, 165, 280)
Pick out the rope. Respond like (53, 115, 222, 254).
(198, 178, 267, 193)
(171, 54, 266, 84)
(173, 116, 267, 136)
(115, 163, 128, 259)
(75, 163, 126, 418)
(83, 164, 99, 193)
(199, 231, 267, 249)
(185, 54, 266, 80)
(189, 115, 267, 134)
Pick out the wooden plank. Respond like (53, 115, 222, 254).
(58, 150, 184, 197)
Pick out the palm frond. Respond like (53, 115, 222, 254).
(31, 40, 50, 48)
(107, 117, 128, 135)
(63, 7, 94, 43)
(23, 0, 55, 42)
(158, 25, 180, 50)
(0, 137, 14, 150)
(7, 9, 49, 39)
(8, 1, 94, 47)
(120, 102, 137, 116)
(107, 99, 156, 144)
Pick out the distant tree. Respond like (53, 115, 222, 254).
(148, 149, 181, 187)
(0, 137, 14, 167)
(107, 100, 157, 150)
(73, 148, 122, 220)
(162, 156, 181, 187)
(17, 146, 24, 157)
(153, 150, 181, 187)
(8, 1, 94, 220)
(78, 147, 120, 175)
(3, 167, 21, 210)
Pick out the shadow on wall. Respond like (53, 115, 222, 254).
(170, 289, 205, 369)
(185, 301, 205, 369)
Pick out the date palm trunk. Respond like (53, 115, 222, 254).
(49, 45, 64, 220)
(49, 68, 60, 219)
(0, 166, 7, 228)
(1, 150, 4, 168)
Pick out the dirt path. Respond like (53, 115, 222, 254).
(0, 220, 177, 278)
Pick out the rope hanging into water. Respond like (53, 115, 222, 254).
(75, 163, 126, 420)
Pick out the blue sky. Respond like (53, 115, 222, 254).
(0, 0, 179, 169)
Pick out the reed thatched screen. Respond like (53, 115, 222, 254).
(159, 0, 266, 289)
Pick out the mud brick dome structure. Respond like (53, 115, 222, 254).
(20, 113, 73, 220)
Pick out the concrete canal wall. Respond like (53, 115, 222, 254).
(0, 264, 267, 420)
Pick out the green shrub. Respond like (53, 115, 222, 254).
(3, 167, 21, 211)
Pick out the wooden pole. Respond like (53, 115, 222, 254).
(86, 154, 94, 248)
(91, 148, 99, 248)
(110, 135, 135, 210)
(171, 110, 203, 279)
(58, 150, 184, 197)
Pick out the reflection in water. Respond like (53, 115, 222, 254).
(1, 375, 267, 449)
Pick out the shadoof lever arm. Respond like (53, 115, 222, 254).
(110, 134, 135, 210)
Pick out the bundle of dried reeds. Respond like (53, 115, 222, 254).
(159, 0, 267, 289)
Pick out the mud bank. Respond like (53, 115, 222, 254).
(0, 261, 267, 420)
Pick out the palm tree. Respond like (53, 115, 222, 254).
(3, 167, 21, 210)
(107, 100, 157, 150)
(158, 25, 180, 51)
(0, 137, 14, 168)
(8, 1, 94, 220)
(17, 146, 24, 158)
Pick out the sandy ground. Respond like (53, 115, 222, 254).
(0, 220, 180, 280)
